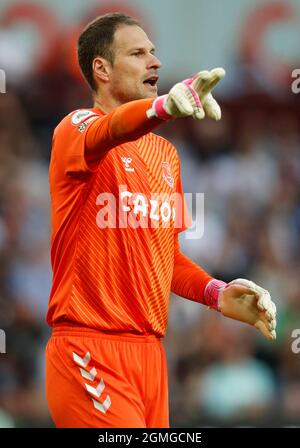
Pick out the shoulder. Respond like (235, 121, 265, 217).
(54, 109, 100, 136)
(149, 132, 179, 157)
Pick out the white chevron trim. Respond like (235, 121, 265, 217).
(85, 378, 105, 398)
(92, 396, 111, 414)
(80, 366, 97, 381)
(72, 351, 91, 368)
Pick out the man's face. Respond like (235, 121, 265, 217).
(107, 25, 161, 103)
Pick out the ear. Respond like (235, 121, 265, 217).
(92, 57, 111, 84)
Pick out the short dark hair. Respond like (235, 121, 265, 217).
(78, 12, 140, 91)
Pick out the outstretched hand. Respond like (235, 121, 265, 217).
(147, 67, 226, 121)
(191, 67, 226, 120)
(218, 278, 277, 341)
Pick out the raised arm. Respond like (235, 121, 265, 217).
(85, 68, 226, 163)
(85, 99, 161, 163)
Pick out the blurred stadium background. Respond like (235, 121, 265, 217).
(0, 0, 300, 428)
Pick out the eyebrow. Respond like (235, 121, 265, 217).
(129, 46, 156, 53)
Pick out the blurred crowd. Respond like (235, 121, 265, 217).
(0, 88, 52, 427)
(0, 72, 300, 427)
(161, 101, 300, 427)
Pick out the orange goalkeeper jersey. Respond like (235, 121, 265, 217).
(47, 102, 191, 337)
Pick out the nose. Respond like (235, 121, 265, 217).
(148, 54, 162, 70)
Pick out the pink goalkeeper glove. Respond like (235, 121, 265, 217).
(147, 67, 225, 121)
(204, 278, 277, 341)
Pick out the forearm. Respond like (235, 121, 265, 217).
(85, 99, 163, 160)
(172, 253, 211, 301)
(171, 238, 277, 339)
(171, 236, 227, 310)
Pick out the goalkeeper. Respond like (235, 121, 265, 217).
(45, 12, 277, 428)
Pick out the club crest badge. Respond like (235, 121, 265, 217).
(162, 162, 174, 188)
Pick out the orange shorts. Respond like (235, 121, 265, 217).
(45, 325, 169, 428)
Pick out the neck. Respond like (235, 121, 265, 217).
(93, 92, 122, 114)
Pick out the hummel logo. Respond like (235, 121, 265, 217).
(121, 156, 134, 172)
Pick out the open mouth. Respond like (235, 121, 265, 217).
(143, 76, 158, 87)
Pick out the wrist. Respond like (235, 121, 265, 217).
(204, 279, 227, 311)
(146, 95, 171, 120)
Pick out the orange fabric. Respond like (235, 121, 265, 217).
(85, 98, 162, 163)
(47, 103, 191, 337)
(171, 235, 213, 302)
(45, 325, 169, 428)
